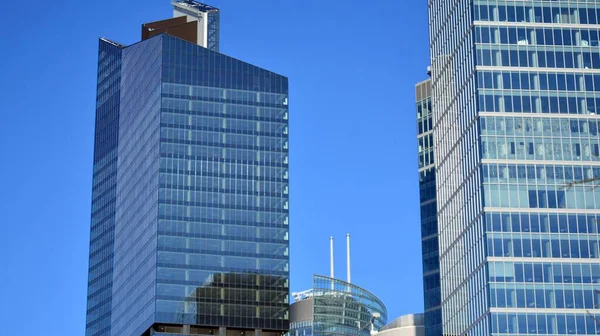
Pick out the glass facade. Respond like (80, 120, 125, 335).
(155, 34, 289, 331)
(428, 0, 600, 335)
(289, 275, 388, 336)
(86, 38, 123, 336)
(86, 28, 289, 336)
(112, 34, 164, 336)
(415, 79, 442, 336)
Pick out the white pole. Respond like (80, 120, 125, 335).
(330, 236, 334, 278)
(347, 233, 351, 283)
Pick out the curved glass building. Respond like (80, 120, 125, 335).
(289, 275, 387, 336)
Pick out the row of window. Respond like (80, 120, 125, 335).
(156, 300, 286, 318)
(161, 157, 288, 179)
(96, 57, 120, 108)
(162, 97, 288, 122)
(424, 310, 442, 336)
(418, 148, 434, 169)
(161, 127, 287, 149)
(486, 235, 600, 259)
(159, 173, 287, 194)
(482, 164, 600, 185)
(162, 112, 286, 135)
(158, 220, 289, 241)
(420, 202, 437, 227)
(490, 312, 599, 335)
(92, 152, 117, 189)
(484, 184, 600, 210)
(97, 46, 120, 82)
(88, 226, 115, 263)
(424, 284, 441, 309)
(159, 204, 287, 225)
(422, 246, 440, 273)
(416, 98, 433, 123)
(419, 168, 436, 184)
(478, 70, 600, 93)
(89, 209, 115, 242)
(481, 116, 600, 136)
(87, 262, 114, 293)
(161, 142, 288, 164)
(478, 92, 600, 114)
(476, 46, 600, 69)
(489, 262, 600, 284)
(161, 96, 288, 120)
(85, 312, 110, 336)
(473, 2, 600, 25)
(88, 237, 115, 272)
(421, 216, 438, 239)
(157, 267, 288, 287)
(490, 284, 600, 309)
(90, 185, 116, 214)
(157, 284, 286, 303)
(92, 173, 116, 204)
(485, 212, 599, 235)
(418, 133, 434, 152)
(87, 272, 113, 300)
(162, 83, 287, 106)
(158, 236, 288, 256)
(419, 177, 436, 204)
(160, 139, 287, 154)
(162, 66, 287, 95)
(475, 26, 600, 47)
(481, 137, 600, 161)
(160, 189, 286, 209)
(157, 251, 287, 272)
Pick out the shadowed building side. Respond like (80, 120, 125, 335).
(415, 78, 441, 336)
(142, 16, 198, 45)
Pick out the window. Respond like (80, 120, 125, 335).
(529, 190, 538, 208)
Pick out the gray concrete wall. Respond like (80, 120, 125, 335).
(290, 298, 314, 323)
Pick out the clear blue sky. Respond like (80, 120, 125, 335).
(0, 1, 430, 334)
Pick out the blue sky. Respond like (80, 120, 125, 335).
(0, 1, 430, 334)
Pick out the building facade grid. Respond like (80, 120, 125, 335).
(428, 0, 600, 335)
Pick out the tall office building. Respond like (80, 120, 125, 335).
(86, 2, 290, 336)
(426, 1, 600, 335)
(415, 78, 441, 336)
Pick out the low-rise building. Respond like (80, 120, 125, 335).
(375, 314, 424, 336)
(289, 275, 388, 336)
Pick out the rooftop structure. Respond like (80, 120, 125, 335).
(172, 0, 218, 13)
(290, 275, 388, 336)
(171, 0, 220, 51)
(289, 236, 387, 336)
(376, 314, 425, 336)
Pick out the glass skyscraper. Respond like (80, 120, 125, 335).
(426, 0, 600, 335)
(86, 2, 290, 336)
(415, 79, 442, 336)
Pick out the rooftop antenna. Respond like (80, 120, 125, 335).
(346, 233, 351, 283)
(330, 236, 334, 278)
